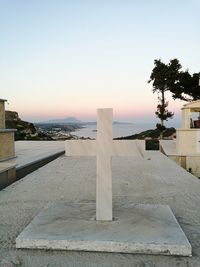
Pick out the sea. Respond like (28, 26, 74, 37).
(70, 123, 154, 139)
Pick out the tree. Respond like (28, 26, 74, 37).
(148, 59, 178, 138)
(170, 71, 200, 101)
(149, 58, 200, 138)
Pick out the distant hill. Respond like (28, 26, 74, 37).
(68, 121, 135, 126)
(114, 127, 176, 140)
(40, 117, 83, 124)
(38, 117, 135, 125)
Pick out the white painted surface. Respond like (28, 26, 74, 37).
(112, 140, 145, 156)
(65, 140, 96, 156)
(96, 109, 113, 221)
(8, 141, 65, 168)
(196, 131, 200, 153)
(5, 149, 199, 264)
(160, 140, 177, 156)
(65, 108, 144, 221)
(16, 203, 192, 256)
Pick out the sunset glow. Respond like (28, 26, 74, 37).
(1, 1, 199, 126)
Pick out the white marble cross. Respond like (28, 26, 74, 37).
(65, 108, 144, 221)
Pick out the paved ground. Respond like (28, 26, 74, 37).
(9, 141, 65, 168)
(0, 150, 200, 266)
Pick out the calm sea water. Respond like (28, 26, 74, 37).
(70, 123, 152, 139)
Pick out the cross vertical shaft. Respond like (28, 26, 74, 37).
(65, 108, 145, 222)
(96, 109, 113, 221)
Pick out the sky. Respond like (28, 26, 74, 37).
(0, 0, 200, 125)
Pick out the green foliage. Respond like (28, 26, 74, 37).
(171, 71, 200, 101)
(149, 58, 200, 138)
(149, 59, 182, 94)
(155, 100, 174, 122)
(146, 140, 159, 150)
(156, 123, 166, 132)
(148, 59, 176, 136)
(149, 58, 200, 102)
(115, 127, 176, 150)
(15, 131, 26, 140)
(149, 58, 200, 139)
(115, 127, 176, 140)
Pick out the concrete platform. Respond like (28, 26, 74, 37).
(160, 140, 177, 156)
(13, 141, 65, 168)
(16, 202, 192, 256)
(0, 162, 16, 190)
(8, 141, 65, 179)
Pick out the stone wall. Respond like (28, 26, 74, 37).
(0, 131, 15, 161)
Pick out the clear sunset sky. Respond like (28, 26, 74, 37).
(1, 0, 200, 125)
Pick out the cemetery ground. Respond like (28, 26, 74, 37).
(0, 147, 200, 266)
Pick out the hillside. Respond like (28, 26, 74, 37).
(5, 110, 176, 146)
(115, 127, 176, 140)
(5, 111, 38, 140)
(41, 117, 83, 124)
(115, 127, 176, 150)
(5, 111, 82, 140)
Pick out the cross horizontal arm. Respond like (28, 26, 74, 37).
(112, 140, 145, 157)
(65, 140, 96, 156)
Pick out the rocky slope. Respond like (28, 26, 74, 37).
(5, 111, 80, 141)
(5, 110, 37, 140)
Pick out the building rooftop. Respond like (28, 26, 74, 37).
(8, 140, 65, 168)
(0, 99, 7, 103)
(0, 142, 200, 266)
(182, 100, 200, 111)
